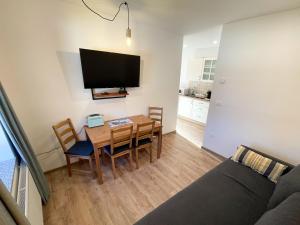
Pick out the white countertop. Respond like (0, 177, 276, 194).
(179, 94, 210, 102)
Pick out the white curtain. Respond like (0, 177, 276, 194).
(0, 180, 30, 225)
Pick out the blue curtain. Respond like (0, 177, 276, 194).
(0, 83, 49, 203)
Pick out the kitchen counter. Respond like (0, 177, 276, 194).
(178, 95, 210, 124)
(179, 94, 210, 102)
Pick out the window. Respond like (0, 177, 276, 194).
(0, 123, 19, 192)
(201, 58, 217, 81)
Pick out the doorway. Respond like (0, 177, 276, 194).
(176, 26, 222, 148)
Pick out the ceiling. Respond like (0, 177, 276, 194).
(76, 0, 300, 34)
(128, 0, 300, 34)
(183, 26, 223, 49)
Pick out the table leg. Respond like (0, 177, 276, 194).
(94, 146, 103, 184)
(101, 148, 105, 164)
(157, 126, 162, 159)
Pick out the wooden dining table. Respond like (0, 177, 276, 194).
(85, 115, 163, 184)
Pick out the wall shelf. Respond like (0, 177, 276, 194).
(91, 89, 128, 100)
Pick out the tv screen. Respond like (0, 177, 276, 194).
(79, 48, 140, 88)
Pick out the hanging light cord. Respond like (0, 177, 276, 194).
(81, 0, 130, 29)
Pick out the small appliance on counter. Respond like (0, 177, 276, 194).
(179, 88, 189, 96)
(87, 114, 104, 128)
(188, 88, 196, 97)
(206, 90, 212, 99)
(195, 93, 207, 99)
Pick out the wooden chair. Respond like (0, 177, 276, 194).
(103, 125, 134, 179)
(148, 106, 163, 144)
(52, 118, 94, 177)
(134, 121, 155, 169)
(148, 106, 163, 125)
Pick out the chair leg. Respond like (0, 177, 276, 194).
(129, 151, 133, 171)
(111, 157, 117, 179)
(66, 155, 72, 177)
(135, 148, 139, 169)
(149, 145, 153, 163)
(88, 157, 94, 175)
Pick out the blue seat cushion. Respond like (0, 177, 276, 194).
(134, 138, 152, 147)
(104, 144, 131, 156)
(66, 141, 94, 156)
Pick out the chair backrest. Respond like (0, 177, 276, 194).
(52, 118, 79, 152)
(110, 124, 133, 155)
(148, 106, 163, 124)
(135, 121, 155, 147)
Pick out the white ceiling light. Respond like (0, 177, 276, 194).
(126, 27, 132, 46)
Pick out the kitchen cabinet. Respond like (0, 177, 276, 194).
(178, 95, 209, 124)
(178, 96, 193, 118)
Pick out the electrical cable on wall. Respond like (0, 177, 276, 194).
(36, 127, 86, 159)
(81, 0, 132, 45)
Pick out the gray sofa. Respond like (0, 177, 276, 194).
(134, 148, 295, 225)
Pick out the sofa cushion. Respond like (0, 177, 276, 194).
(232, 146, 288, 183)
(255, 192, 300, 225)
(217, 159, 275, 201)
(134, 159, 275, 225)
(268, 165, 300, 209)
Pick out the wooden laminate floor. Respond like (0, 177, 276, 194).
(176, 117, 205, 148)
(43, 132, 222, 225)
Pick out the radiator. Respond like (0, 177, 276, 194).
(17, 163, 44, 225)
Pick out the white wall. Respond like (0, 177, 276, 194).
(0, 0, 182, 171)
(204, 8, 300, 165)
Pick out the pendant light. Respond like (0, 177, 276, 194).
(82, 1, 132, 46)
(126, 27, 132, 46)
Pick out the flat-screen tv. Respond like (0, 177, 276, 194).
(79, 48, 140, 88)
